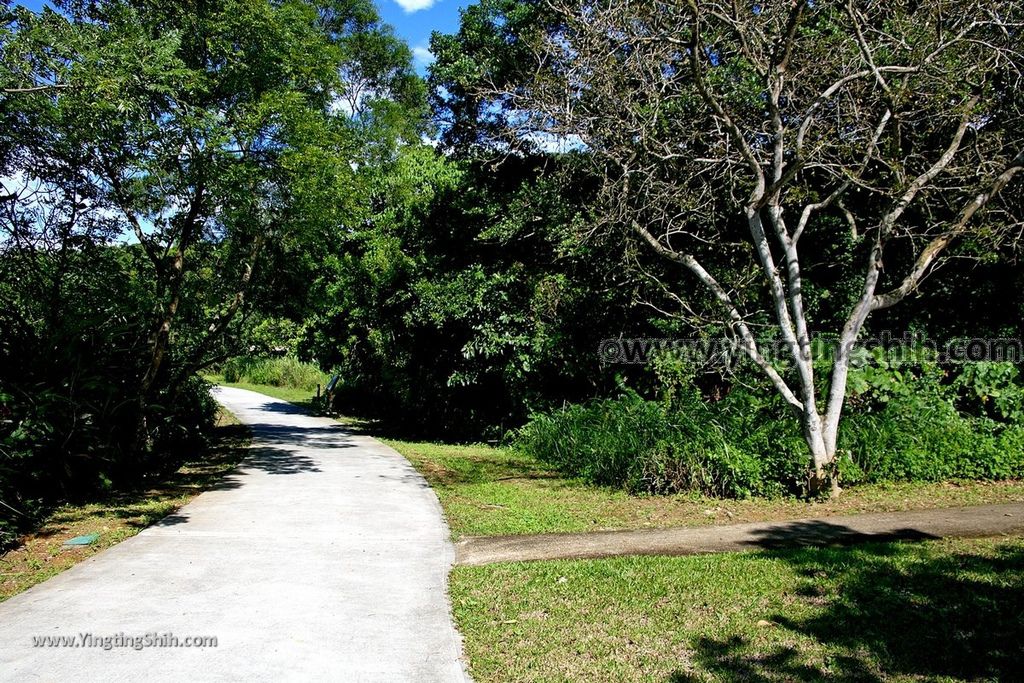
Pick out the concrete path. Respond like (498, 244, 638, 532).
(0, 386, 469, 682)
(456, 502, 1024, 566)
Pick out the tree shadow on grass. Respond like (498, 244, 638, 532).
(671, 531, 1024, 681)
(418, 453, 560, 488)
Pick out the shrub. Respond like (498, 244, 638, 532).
(841, 392, 1021, 483)
(221, 356, 328, 392)
(840, 361, 1024, 483)
(515, 389, 783, 498)
(517, 390, 673, 488)
(719, 411, 806, 495)
(146, 376, 220, 477)
(954, 361, 1024, 422)
(0, 376, 218, 551)
(516, 363, 1024, 500)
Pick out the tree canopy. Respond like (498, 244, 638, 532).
(0, 0, 425, 541)
(429, 0, 1024, 492)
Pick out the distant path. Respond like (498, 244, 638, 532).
(456, 502, 1024, 566)
(0, 386, 469, 682)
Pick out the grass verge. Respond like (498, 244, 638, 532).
(451, 536, 1024, 681)
(211, 381, 1024, 538)
(0, 409, 249, 602)
(390, 441, 1024, 537)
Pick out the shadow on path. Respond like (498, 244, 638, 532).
(244, 421, 356, 448)
(256, 400, 313, 417)
(742, 519, 939, 549)
(245, 444, 322, 475)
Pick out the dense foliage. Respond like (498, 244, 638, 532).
(221, 356, 327, 392)
(518, 359, 1024, 498)
(0, 0, 422, 546)
(2, 0, 1024, 549)
(431, 0, 1024, 493)
(303, 148, 669, 437)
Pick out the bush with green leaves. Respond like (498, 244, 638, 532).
(517, 355, 1024, 499)
(515, 387, 791, 498)
(840, 382, 1023, 485)
(953, 362, 1024, 423)
(0, 245, 220, 550)
(836, 351, 1024, 483)
(221, 356, 329, 392)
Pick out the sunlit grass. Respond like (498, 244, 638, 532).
(205, 374, 320, 410)
(223, 382, 1024, 538)
(394, 438, 1024, 537)
(451, 536, 1024, 681)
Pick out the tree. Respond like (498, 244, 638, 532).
(440, 0, 1024, 495)
(305, 142, 654, 437)
(1, 0, 424, 452)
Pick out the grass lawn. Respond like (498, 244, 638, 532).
(0, 409, 249, 602)
(451, 536, 1024, 682)
(213, 380, 1024, 538)
(390, 440, 1024, 538)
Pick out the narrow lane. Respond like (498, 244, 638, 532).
(0, 386, 469, 682)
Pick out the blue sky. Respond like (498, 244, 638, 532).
(16, 0, 472, 74)
(376, 0, 474, 73)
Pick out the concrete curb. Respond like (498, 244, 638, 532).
(455, 502, 1024, 566)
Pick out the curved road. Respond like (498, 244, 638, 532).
(0, 386, 469, 682)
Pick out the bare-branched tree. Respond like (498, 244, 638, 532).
(472, 0, 1024, 495)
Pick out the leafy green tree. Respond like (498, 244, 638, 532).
(0, 0, 424, 540)
(306, 142, 656, 436)
(2, 0, 424, 441)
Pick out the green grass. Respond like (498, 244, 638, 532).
(393, 439, 1024, 537)
(451, 536, 1024, 681)
(220, 380, 1024, 538)
(0, 409, 249, 601)
(220, 356, 328, 392)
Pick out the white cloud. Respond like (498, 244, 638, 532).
(394, 0, 436, 12)
(412, 46, 435, 68)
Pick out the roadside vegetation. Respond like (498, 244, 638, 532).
(0, 409, 248, 602)
(451, 536, 1024, 682)
(222, 381, 1024, 537)
(399, 437, 1024, 537)
(219, 357, 329, 394)
(517, 359, 1024, 499)
(0, 0, 419, 545)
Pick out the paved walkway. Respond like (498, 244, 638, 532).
(0, 386, 469, 682)
(456, 502, 1024, 566)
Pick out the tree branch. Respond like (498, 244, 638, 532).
(632, 219, 803, 411)
(873, 148, 1024, 310)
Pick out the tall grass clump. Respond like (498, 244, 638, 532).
(515, 388, 784, 498)
(221, 356, 328, 392)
